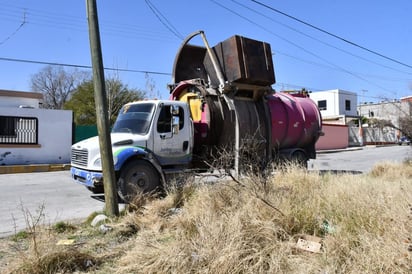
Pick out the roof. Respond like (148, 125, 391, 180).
(0, 89, 43, 100)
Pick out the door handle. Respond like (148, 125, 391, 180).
(183, 141, 189, 151)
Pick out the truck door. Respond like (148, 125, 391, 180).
(152, 104, 192, 166)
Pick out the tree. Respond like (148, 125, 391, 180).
(64, 76, 145, 125)
(145, 72, 161, 99)
(31, 65, 89, 109)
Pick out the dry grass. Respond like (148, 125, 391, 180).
(115, 163, 412, 273)
(1, 162, 412, 273)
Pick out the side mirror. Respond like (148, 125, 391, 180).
(171, 105, 179, 116)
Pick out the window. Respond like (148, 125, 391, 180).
(345, 100, 351, 111)
(157, 105, 184, 133)
(0, 116, 38, 144)
(112, 103, 155, 134)
(317, 100, 327, 111)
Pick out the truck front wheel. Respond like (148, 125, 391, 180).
(118, 159, 160, 202)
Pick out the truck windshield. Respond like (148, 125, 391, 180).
(112, 103, 155, 134)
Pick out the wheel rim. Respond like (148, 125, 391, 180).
(125, 168, 150, 194)
(119, 161, 160, 202)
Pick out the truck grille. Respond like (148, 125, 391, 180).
(71, 148, 88, 167)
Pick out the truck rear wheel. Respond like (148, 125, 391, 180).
(292, 150, 308, 169)
(118, 159, 160, 202)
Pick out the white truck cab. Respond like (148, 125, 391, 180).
(70, 100, 193, 200)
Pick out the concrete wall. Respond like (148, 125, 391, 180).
(310, 89, 358, 118)
(0, 107, 73, 165)
(316, 124, 349, 150)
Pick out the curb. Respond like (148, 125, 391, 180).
(316, 147, 363, 154)
(0, 164, 71, 175)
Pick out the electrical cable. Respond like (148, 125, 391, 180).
(230, 0, 411, 76)
(0, 9, 26, 45)
(0, 56, 171, 76)
(211, 0, 396, 94)
(251, 0, 412, 70)
(144, 0, 184, 40)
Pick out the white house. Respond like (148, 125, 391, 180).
(308, 89, 359, 149)
(0, 90, 73, 165)
(309, 89, 358, 122)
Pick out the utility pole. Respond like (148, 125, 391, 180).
(86, 0, 119, 216)
(358, 89, 368, 147)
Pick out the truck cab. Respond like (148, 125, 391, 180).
(70, 100, 193, 199)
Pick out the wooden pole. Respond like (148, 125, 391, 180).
(86, 0, 119, 216)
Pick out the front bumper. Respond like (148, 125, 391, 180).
(71, 167, 103, 188)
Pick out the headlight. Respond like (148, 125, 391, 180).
(93, 158, 102, 169)
(93, 156, 118, 169)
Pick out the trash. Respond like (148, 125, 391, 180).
(56, 239, 75, 246)
(321, 220, 336, 234)
(295, 235, 322, 253)
(168, 207, 183, 215)
(91, 214, 108, 227)
(99, 224, 113, 234)
(85, 259, 94, 268)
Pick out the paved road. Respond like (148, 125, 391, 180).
(0, 171, 104, 238)
(309, 145, 412, 173)
(0, 145, 411, 238)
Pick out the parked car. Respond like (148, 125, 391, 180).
(398, 136, 411, 145)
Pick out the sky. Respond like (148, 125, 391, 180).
(1, 0, 411, 103)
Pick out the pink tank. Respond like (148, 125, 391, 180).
(170, 82, 322, 159)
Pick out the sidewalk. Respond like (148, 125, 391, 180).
(0, 164, 70, 175)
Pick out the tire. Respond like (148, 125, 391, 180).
(118, 159, 160, 202)
(291, 150, 308, 169)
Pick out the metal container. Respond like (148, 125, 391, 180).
(204, 35, 276, 86)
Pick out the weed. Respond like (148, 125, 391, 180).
(11, 231, 28, 242)
(52, 221, 77, 234)
(2, 162, 411, 274)
(14, 250, 100, 274)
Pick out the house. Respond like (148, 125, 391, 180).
(309, 89, 358, 124)
(0, 90, 73, 165)
(303, 89, 411, 149)
(357, 96, 411, 143)
(309, 89, 358, 150)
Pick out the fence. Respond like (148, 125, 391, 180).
(349, 126, 397, 146)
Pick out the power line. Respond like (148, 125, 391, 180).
(211, 0, 396, 94)
(251, 0, 412, 70)
(0, 9, 26, 45)
(144, 0, 184, 40)
(0, 3, 177, 42)
(0, 56, 171, 76)
(230, 0, 411, 76)
(275, 50, 412, 82)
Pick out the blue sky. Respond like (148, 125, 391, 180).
(1, 0, 411, 102)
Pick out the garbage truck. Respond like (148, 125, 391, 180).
(70, 31, 322, 201)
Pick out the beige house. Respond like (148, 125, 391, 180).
(358, 96, 412, 143)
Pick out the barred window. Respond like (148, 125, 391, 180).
(0, 116, 38, 144)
